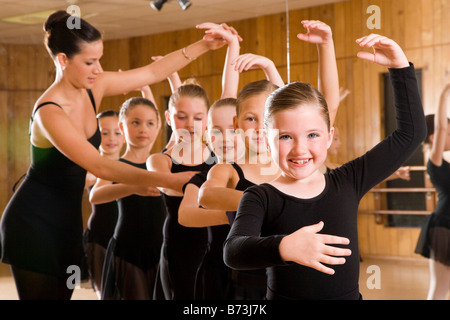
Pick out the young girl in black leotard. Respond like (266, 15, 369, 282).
(90, 97, 165, 299)
(83, 110, 124, 298)
(147, 82, 217, 300)
(224, 34, 427, 300)
(0, 10, 225, 300)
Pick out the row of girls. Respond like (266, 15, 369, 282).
(1, 9, 448, 300)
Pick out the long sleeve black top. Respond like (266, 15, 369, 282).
(223, 64, 426, 300)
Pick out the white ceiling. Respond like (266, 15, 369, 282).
(0, 0, 342, 44)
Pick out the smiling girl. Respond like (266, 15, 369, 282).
(224, 34, 427, 300)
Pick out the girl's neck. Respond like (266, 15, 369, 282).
(272, 169, 325, 199)
(122, 145, 151, 164)
(245, 148, 272, 165)
(171, 139, 207, 165)
(101, 151, 121, 160)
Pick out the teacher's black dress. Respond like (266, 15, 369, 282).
(0, 89, 101, 277)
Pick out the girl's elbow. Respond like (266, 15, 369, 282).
(88, 191, 101, 204)
(197, 187, 209, 208)
(178, 208, 192, 227)
(416, 122, 428, 145)
(88, 192, 96, 204)
(223, 238, 239, 269)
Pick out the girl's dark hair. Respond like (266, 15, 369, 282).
(424, 114, 435, 145)
(119, 97, 159, 122)
(97, 109, 119, 119)
(236, 80, 279, 117)
(43, 10, 102, 59)
(264, 81, 330, 130)
(210, 97, 237, 110)
(424, 113, 450, 145)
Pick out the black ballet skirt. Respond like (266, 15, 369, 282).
(159, 151, 217, 300)
(415, 159, 450, 266)
(82, 186, 119, 291)
(182, 171, 234, 300)
(101, 159, 166, 300)
(0, 90, 101, 277)
(227, 163, 267, 300)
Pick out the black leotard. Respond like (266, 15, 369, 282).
(0, 90, 101, 277)
(83, 186, 119, 292)
(182, 171, 234, 300)
(159, 150, 216, 300)
(85, 186, 119, 249)
(228, 163, 267, 300)
(225, 163, 255, 224)
(415, 159, 450, 266)
(101, 159, 165, 299)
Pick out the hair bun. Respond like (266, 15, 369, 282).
(43, 10, 70, 32)
(182, 77, 201, 86)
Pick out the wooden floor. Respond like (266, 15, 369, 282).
(0, 257, 443, 300)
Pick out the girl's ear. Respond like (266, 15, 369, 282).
(327, 127, 335, 149)
(233, 115, 238, 130)
(165, 110, 171, 127)
(118, 121, 125, 134)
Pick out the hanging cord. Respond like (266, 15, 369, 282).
(285, 0, 290, 83)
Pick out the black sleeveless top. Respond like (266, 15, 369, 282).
(161, 150, 217, 245)
(226, 163, 256, 224)
(0, 89, 101, 276)
(28, 89, 101, 189)
(158, 149, 217, 299)
(112, 158, 165, 269)
(86, 185, 119, 248)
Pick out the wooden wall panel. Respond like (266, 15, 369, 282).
(1, 0, 449, 259)
(0, 91, 8, 212)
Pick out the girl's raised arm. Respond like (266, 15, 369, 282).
(297, 20, 339, 127)
(232, 53, 284, 88)
(197, 22, 242, 99)
(429, 85, 450, 166)
(356, 33, 409, 68)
